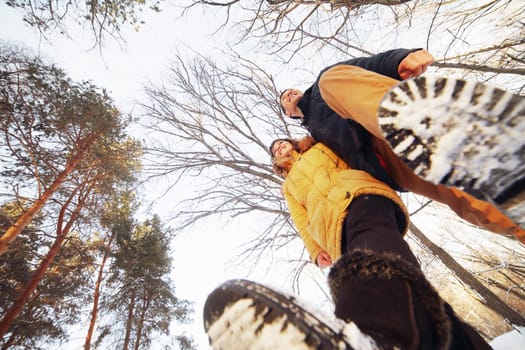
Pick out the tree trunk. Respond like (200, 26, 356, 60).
(133, 292, 151, 350)
(84, 235, 115, 350)
(0, 151, 84, 255)
(123, 290, 136, 350)
(0, 196, 82, 337)
(409, 222, 525, 326)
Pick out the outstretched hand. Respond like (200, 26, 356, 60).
(316, 251, 333, 268)
(398, 49, 434, 80)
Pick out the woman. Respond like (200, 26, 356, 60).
(270, 136, 491, 350)
(270, 136, 414, 266)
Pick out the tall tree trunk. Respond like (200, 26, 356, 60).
(84, 235, 115, 350)
(0, 194, 82, 337)
(410, 222, 525, 326)
(123, 290, 136, 350)
(133, 292, 151, 350)
(0, 151, 85, 255)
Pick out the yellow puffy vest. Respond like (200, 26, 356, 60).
(283, 143, 409, 262)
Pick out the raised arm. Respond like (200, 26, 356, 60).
(330, 48, 433, 80)
(332, 48, 414, 79)
(317, 49, 435, 135)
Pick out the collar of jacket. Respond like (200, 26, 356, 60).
(281, 150, 301, 176)
(298, 86, 313, 128)
(291, 149, 300, 161)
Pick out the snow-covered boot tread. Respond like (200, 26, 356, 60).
(378, 75, 525, 226)
(203, 279, 380, 350)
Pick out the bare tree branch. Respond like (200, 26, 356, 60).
(140, 49, 305, 262)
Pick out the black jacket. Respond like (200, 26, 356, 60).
(298, 49, 419, 191)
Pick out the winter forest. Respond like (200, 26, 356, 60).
(0, 0, 524, 349)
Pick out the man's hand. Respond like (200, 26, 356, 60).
(398, 49, 434, 80)
(316, 251, 333, 268)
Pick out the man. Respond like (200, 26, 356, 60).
(275, 49, 501, 349)
(280, 48, 524, 243)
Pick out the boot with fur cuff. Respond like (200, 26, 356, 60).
(328, 250, 452, 350)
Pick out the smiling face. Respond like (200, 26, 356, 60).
(279, 89, 304, 117)
(271, 139, 294, 162)
(270, 138, 296, 178)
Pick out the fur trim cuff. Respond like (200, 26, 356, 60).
(328, 249, 451, 349)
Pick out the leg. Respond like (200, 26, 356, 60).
(335, 195, 492, 349)
(329, 250, 493, 350)
(339, 196, 441, 348)
(342, 195, 418, 265)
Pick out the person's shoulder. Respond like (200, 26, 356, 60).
(313, 142, 332, 153)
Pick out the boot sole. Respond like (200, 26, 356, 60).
(203, 279, 380, 350)
(378, 75, 525, 226)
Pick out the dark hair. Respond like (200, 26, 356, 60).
(278, 89, 290, 114)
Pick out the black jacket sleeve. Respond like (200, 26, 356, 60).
(332, 48, 422, 80)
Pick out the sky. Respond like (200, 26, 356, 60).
(1, 1, 524, 349)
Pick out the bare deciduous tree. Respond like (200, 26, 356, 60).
(186, 0, 525, 90)
(141, 49, 305, 267)
(409, 222, 525, 327)
(185, 0, 405, 59)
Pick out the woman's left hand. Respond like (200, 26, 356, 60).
(316, 251, 333, 268)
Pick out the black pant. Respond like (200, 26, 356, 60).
(341, 194, 419, 266)
(338, 195, 492, 349)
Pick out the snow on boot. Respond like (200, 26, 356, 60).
(203, 279, 381, 350)
(378, 75, 525, 227)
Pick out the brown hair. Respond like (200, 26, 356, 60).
(270, 135, 316, 178)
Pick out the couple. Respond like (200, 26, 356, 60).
(269, 48, 524, 349)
